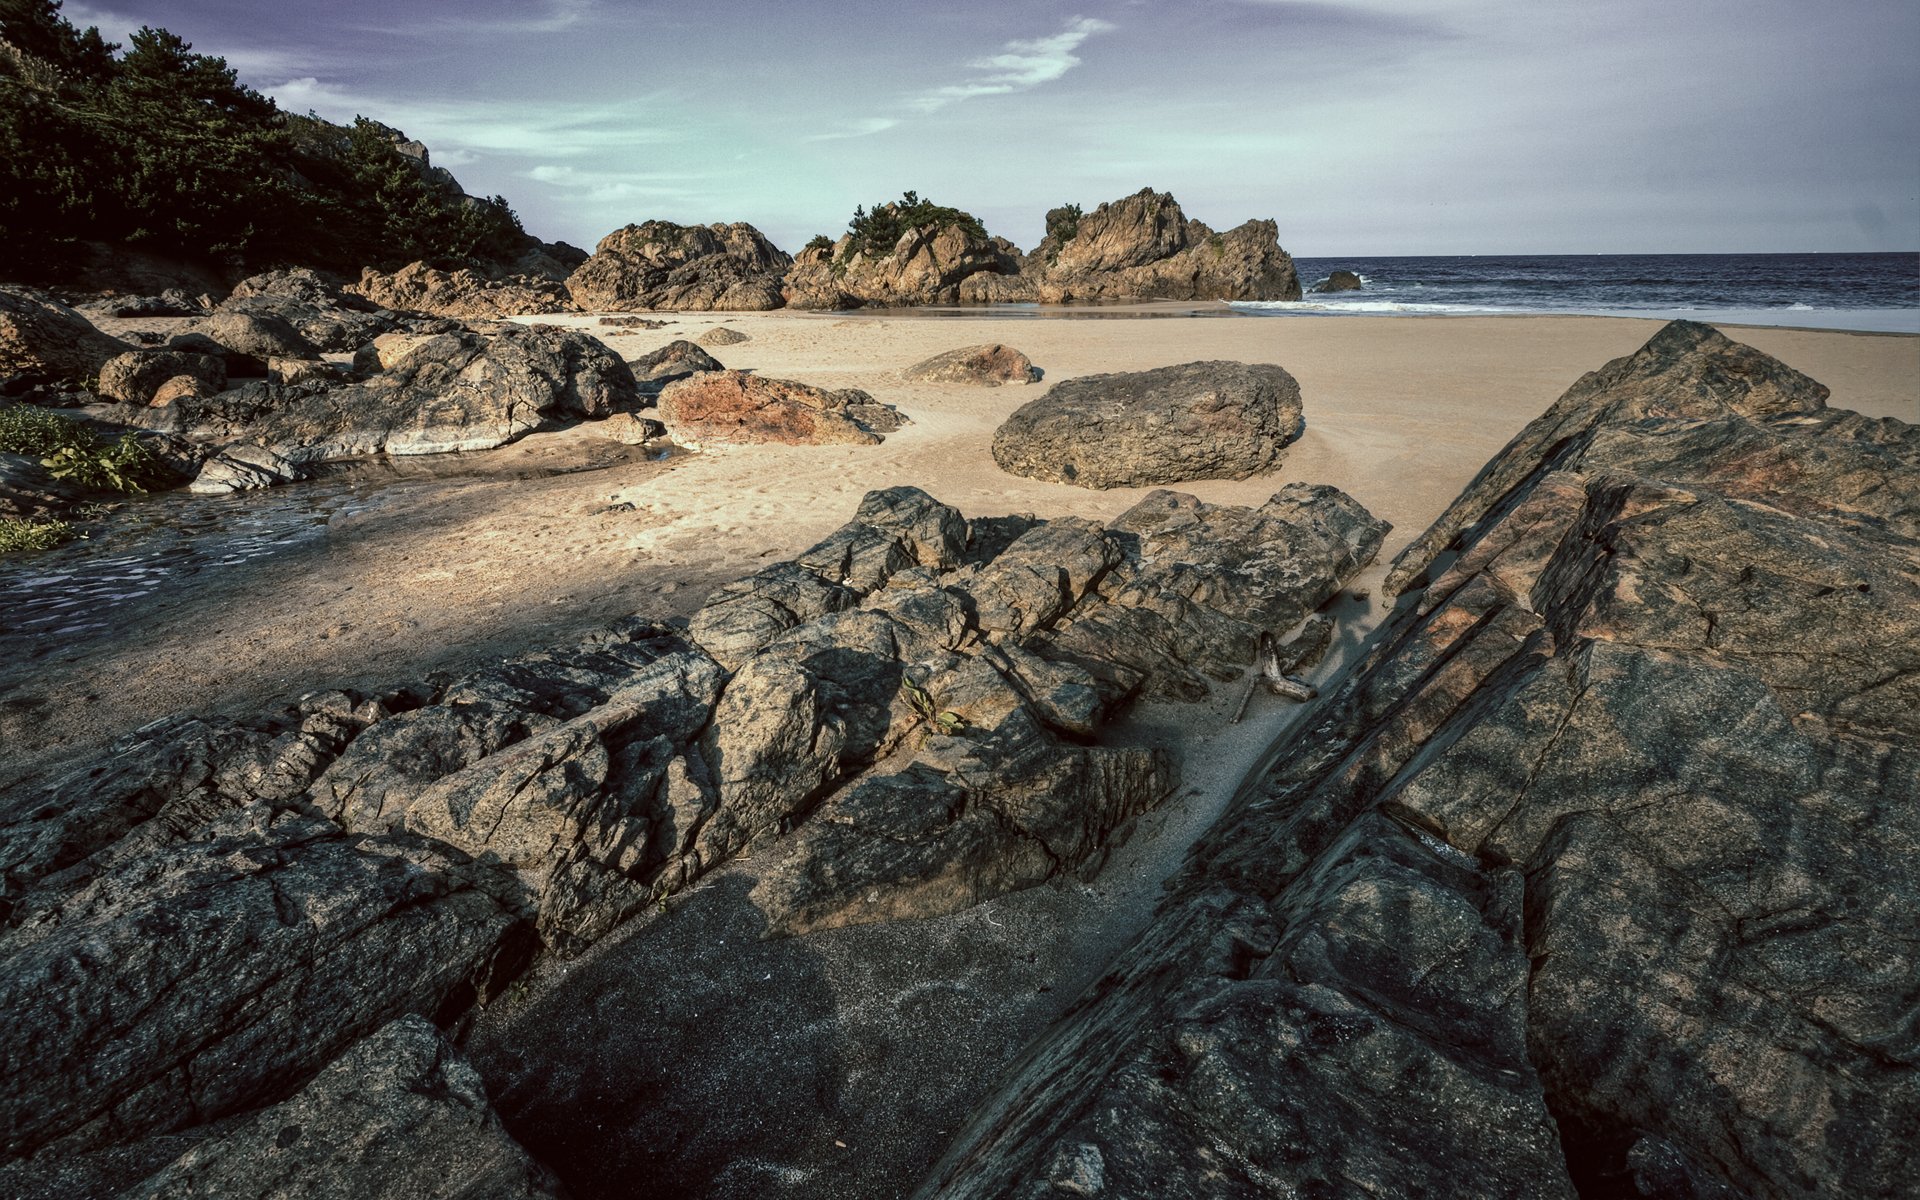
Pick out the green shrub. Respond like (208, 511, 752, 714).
(0, 515, 73, 551)
(804, 233, 833, 253)
(844, 190, 987, 259)
(0, 404, 162, 491)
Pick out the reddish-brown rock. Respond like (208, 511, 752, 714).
(656, 370, 905, 446)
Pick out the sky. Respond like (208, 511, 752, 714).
(58, 0, 1920, 256)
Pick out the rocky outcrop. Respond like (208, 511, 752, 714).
(656, 369, 906, 446)
(219, 268, 399, 353)
(349, 261, 574, 320)
(992, 359, 1305, 488)
(961, 189, 1302, 304)
(0, 288, 131, 386)
(185, 310, 321, 361)
(903, 343, 1039, 386)
(918, 321, 1920, 1199)
(566, 221, 790, 312)
(1312, 268, 1364, 293)
(127, 323, 639, 464)
(784, 222, 1021, 310)
(125, 1016, 563, 1200)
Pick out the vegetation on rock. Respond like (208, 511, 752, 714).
(0, 0, 526, 280)
(844, 190, 987, 258)
(0, 514, 72, 550)
(0, 401, 162, 490)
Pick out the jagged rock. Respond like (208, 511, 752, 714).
(918, 321, 1920, 1200)
(784, 219, 1021, 309)
(349, 261, 574, 320)
(124, 1015, 563, 1200)
(267, 356, 347, 387)
(961, 189, 1302, 304)
(657, 369, 906, 447)
(1311, 268, 1364, 293)
(131, 324, 640, 463)
(697, 325, 749, 346)
(992, 359, 1305, 488)
(75, 289, 207, 318)
(599, 315, 670, 329)
(567, 221, 791, 312)
(217, 269, 398, 354)
(902, 343, 1039, 386)
(0, 288, 131, 385)
(188, 443, 303, 494)
(631, 338, 723, 388)
(228, 267, 360, 310)
(0, 805, 535, 1159)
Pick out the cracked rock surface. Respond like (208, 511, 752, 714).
(916, 321, 1920, 1199)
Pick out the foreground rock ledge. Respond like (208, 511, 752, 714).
(0, 480, 1384, 1188)
(917, 321, 1920, 1199)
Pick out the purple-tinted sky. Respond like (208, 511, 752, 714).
(60, 0, 1920, 255)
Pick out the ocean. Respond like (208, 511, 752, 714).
(1255, 252, 1920, 333)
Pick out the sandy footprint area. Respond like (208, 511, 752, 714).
(1, 310, 1912, 791)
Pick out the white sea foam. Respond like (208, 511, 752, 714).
(1232, 300, 1920, 334)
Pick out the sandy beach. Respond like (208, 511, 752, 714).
(2, 311, 1912, 792)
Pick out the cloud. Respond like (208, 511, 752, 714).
(909, 15, 1115, 112)
(523, 163, 708, 203)
(802, 117, 901, 143)
(355, 0, 597, 37)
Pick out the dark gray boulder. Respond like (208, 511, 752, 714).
(1311, 268, 1365, 293)
(124, 1015, 563, 1200)
(992, 360, 1305, 489)
(186, 310, 320, 362)
(631, 338, 724, 389)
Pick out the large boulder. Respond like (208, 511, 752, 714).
(920, 321, 1920, 1199)
(186, 309, 321, 361)
(220, 269, 397, 353)
(349, 261, 575, 320)
(902, 343, 1039, 386)
(961, 189, 1303, 304)
(657, 369, 906, 446)
(991, 359, 1305, 488)
(0, 288, 131, 386)
(1311, 268, 1365, 293)
(94, 349, 225, 405)
(124, 1016, 563, 1200)
(128, 324, 640, 463)
(566, 221, 791, 311)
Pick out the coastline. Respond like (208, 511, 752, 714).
(2, 311, 1912, 793)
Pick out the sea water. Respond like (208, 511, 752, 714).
(1251, 252, 1919, 333)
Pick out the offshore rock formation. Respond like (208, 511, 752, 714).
(962, 189, 1303, 304)
(783, 224, 1022, 310)
(917, 321, 1920, 1199)
(0, 482, 1383, 1195)
(566, 221, 791, 312)
(993, 359, 1305, 488)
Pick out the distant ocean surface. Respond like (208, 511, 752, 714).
(1248, 253, 1920, 333)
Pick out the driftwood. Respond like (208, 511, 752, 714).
(1231, 628, 1325, 722)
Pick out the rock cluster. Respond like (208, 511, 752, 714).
(350, 261, 575, 320)
(0, 481, 1383, 1192)
(920, 321, 1920, 1199)
(993, 359, 1305, 488)
(565, 221, 791, 312)
(784, 226, 1021, 310)
(123, 322, 640, 489)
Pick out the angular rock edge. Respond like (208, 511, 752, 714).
(914, 321, 1920, 1199)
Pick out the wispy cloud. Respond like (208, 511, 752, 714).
(522, 163, 708, 202)
(802, 117, 901, 143)
(909, 15, 1114, 113)
(354, 0, 597, 38)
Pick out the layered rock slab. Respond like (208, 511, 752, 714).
(992, 359, 1305, 489)
(916, 321, 1920, 1199)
